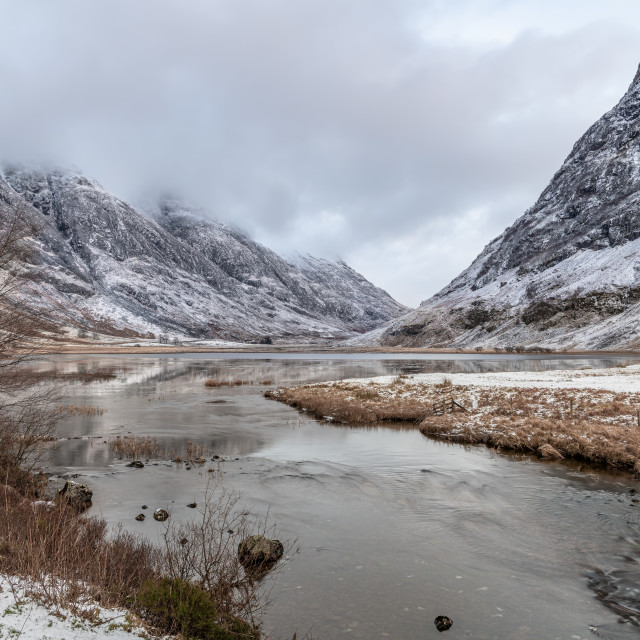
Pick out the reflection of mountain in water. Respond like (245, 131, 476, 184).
(29, 354, 640, 390)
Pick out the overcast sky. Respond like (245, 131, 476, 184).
(2, 1, 640, 307)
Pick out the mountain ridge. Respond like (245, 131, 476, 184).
(2, 165, 407, 342)
(353, 62, 640, 350)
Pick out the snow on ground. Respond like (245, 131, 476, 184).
(340, 364, 640, 393)
(0, 577, 166, 640)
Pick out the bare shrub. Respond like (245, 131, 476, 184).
(160, 480, 292, 632)
(0, 204, 66, 488)
(0, 479, 286, 637)
(0, 498, 160, 616)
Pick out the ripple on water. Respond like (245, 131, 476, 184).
(588, 565, 640, 638)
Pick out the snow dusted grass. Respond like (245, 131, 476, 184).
(0, 577, 161, 640)
(266, 365, 640, 473)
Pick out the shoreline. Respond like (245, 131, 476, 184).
(30, 342, 640, 356)
(266, 365, 640, 474)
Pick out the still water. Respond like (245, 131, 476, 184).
(31, 353, 640, 639)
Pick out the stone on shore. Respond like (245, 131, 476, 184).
(58, 481, 93, 511)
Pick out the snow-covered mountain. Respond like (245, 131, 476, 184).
(355, 63, 640, 350)
(2, 166, 406, 341)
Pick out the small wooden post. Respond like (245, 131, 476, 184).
(569, 398, 574, 420)
(510, 397, 513, 416)
(637, 410, 639, 428)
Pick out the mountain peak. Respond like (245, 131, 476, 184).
(356, 61, 640, 351)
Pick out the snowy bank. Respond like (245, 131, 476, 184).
(0, 577, 168, 640)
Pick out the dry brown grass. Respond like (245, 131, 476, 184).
(29, 369, 118, 384)
(57, 404, 105, 417)
(419, 413, 640, 472)
(0, 487, 159, 616)
(107, 435, 213, 465)
(0, 479, 280, 638)
(108, 435, 162, 460)
(267, 380, 640, 473)
(205, 378, 246, 388)
(265, 385, 429, 425)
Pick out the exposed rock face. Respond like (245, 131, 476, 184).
(0, 167, 406, 342)
(356, 63, 640, 350)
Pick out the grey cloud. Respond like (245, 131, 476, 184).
(1, 0, 640, 305)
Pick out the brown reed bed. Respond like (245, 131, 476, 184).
(107, 434, 162, 459)
(57, 404, 105, 417)
(29, 369, 118, 384)
(204, 378, 246, 388)
(170, 440, 212, 464)
(266, 377, 640, 473)
(107, 435, 213, 465)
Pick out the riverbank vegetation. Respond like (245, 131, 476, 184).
(266, 373, 640, 473)
(0, 477, 280, 638)
(0, 207, 287, 638)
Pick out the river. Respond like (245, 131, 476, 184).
(31, 353, 640, 639)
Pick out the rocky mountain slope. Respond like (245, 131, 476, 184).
(355, 63, 640, 350)
(1, 166, 406, 342)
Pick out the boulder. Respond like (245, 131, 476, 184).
(58, 481, 93, 511)
(126, 461, 144, 468)
(434, 616, 453, 632)
(238, 535, 284, 574)
(153, 508, 170, 522)
(135, 513, 145, 521)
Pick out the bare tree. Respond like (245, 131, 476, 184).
(0, 203, 61, 486)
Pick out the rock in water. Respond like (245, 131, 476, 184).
(153, 508, 170, 522)
(126, 460, 144, 468)
(238, 535, 284, 574)
(434, 616, 453, 632)
(58, 481, 93, 511)
(135, 513, 145, 521)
